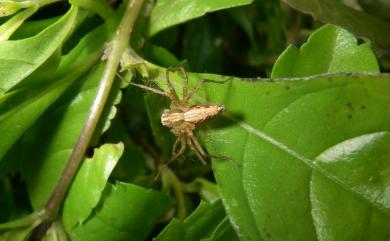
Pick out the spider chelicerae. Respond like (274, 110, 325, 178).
(131, 68, 224, 164)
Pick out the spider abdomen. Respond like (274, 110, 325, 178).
(183, 104, 224, 124)
(161, 104, 224, 127)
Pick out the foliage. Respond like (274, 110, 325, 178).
(0, 0, 389, 241)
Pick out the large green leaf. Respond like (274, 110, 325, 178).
(0, 6, 78, 94)
(62, 143, 124, 231)
(68, 182, 172, 241)
(310, 133, 390, 241)
(282, 0, 390, 50)
(198, 25, 390, 240)
(144, 24, 390, 240)
(148, 0, 254, 36)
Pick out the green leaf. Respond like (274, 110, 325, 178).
(0, 225, 37, 241)
(0, 5, 78, 94)
(311, 132, 390, 241)
(70, 0, 114, 20)
(62, 143, 124, 231)
(10, 17, 59, 40)
(201, 218, 240, 241)
(0, 69, 77, 164)
(105, 118, 147, 183)
(282, 0, 390, 50)
(0, 212, 42, 230)
(271, 24, 379, 77)
(202, 75, 390, 241)
(42, 221, 69, 241)
(0, 0, 33, 17)
(185, 178, 220, 203)
(0, 18, 111, 164)
(155, 200, 237, 241)
(183, 201, 226, 240)
(0, 211, 43, 241)
(195, 25, 390, 240)
(148, 0, 254, 36)
(0, 7, 36, 41)
(68, 182, 172, 241)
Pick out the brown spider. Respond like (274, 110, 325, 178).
(131, 68, 224, 164)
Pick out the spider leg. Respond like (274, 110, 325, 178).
(169, 135, 187, 162)
(183, 76, 233, 103)
(187, 135, 207, 165)
(167, 67, 189, 100)
(115, 73, 169, 97)
(177, 67, 189, 101)
(166, 69, 181, 105)
(184, 79, 205, 103)
(129, 82, 169, 97)
(190, 134, 207, 157)
(171, 135, 181, 155)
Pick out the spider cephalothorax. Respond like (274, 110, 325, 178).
(131, 67, 224, 163)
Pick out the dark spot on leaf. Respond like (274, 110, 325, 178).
(285, 86, 290, 90)
(346, 102, 352, 109)
(348, 114, 352, 119)
(361, 105, 366, 110)
(266, 91, 270, 95)
(327, 77, 333, 82)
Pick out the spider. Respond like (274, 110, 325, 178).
(131, 68, 224, 164)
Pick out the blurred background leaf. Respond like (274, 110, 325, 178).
(282, 0, 390, 51)
(148, 0, 254, 36)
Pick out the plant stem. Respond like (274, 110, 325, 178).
(43, 0, 145, 221)
(160, 165, 187, 220)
